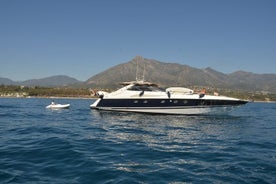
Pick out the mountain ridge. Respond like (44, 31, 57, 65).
(0, 75, 81, 87)
(85, 56, 276, 92)
(1, 56, 276, 93)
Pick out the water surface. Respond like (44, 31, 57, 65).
(0, 98, 275, 183)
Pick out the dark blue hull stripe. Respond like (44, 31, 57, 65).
(97, 98, 247, 108)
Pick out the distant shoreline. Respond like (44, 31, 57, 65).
(251, 100, 276, 103)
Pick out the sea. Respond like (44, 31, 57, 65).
(0, 98, 275, 184)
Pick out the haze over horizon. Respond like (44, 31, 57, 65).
(1, 0, 275, 81)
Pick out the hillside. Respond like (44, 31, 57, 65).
(86, 56, 276, 93)
(1, 56, 276, 93)
(0, 75, 81, 87)
(0, 77, 16, 85)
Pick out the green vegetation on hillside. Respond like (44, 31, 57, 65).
(0, 85, 91, 98)
(216, 89, 276, 102)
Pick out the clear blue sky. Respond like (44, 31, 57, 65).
(1, 0, 275, 81)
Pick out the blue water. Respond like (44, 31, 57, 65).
(0, 98, 275, 183)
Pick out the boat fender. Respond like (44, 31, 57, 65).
(139, 91, 144, 97)
(199, 93, 205, 98)
(167, 91, 171, 98)
(96, 92, 104, 99)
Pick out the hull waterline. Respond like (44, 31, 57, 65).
(91, 106, 242, 115)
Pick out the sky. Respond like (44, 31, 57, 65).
(0, 0, 275, 81)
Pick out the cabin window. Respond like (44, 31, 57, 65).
(143, 100, 148, 104)
(160, 100, 166, 103)
(127, 84, 164, 92)
(133, 100, 138, 103)
(183, 100, 188, 104)
(173, 100, 178, 104)
(128, 86, 142, 91)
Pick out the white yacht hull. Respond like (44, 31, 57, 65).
(90, 81, 248, 115)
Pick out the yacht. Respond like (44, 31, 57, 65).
(90, 80, 248, 115)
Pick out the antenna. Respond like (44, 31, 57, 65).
(142, 62, 145, 82)
(136, 59, 139, 81)
(135, 56, 145, 82)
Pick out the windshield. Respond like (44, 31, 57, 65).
(127, 84, 164, 92)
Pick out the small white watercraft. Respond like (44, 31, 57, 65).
(46, 102, 70, 109)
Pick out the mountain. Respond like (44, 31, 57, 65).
(2, 56, 276, 92)
(0, 77, 16, 85)
(0, 75, 81, 87)
(20, 75, 81, 87)
(227, 71, 276, 92)
(86, 56, 276, 93)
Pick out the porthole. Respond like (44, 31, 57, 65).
(183, 100, 188, 104)
(160, 100, 166, 104)
(173, 100, 178, 104)
(143, 100, 148, 104)
(134, 100, 138, 103)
